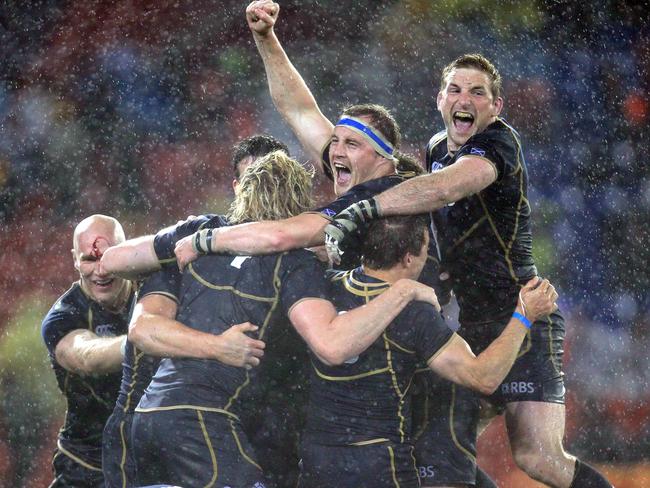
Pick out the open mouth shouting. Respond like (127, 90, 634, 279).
(453, 111, 475, 133)
(92, 278, 115, 290)
(333, 162, 352, 188)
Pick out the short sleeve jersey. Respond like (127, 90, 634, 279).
(303, 268, 455, 446)
(153, 214, 229, 265)
(426, 119, 537, 330)
(136, 249, 330, 422)
(41, 283, 135, 466)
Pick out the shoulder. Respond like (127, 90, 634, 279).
(41, 283, 88, 353)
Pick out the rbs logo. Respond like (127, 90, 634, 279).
(501, 381, 535, 394)
(418, 465, 435, 479)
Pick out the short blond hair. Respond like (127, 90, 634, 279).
(228, 150, 314, 224)
(441, 53, 502, 99)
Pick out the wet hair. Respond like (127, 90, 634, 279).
(394, 151, 425, 177)
(361, 214, 429, 270)
(228, 150, 314, 224)
(440, 53, 502, 99)
(340, 104, 401, 149)
(231, 134, 290, 179)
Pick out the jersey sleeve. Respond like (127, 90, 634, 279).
(139, 266, 183, 304)
(279, 251, 331, 315)
(410, 303, 455, 363)
(456, 127, 519, 181)
(41, 300, 86, 358)
(153, 214, 224, 264)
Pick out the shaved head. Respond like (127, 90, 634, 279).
(73, 215, 125, 255)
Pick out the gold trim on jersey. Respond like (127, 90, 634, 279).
(187, 263, 276, 302)
(157, 257, 176, 265)
(449, 215, 488, 252)
(197, 410, 219, 487)
(229, 418, 262, 470)
(56, 439, 102, 471)
(134, 404, 240, 422)
(123, 348, 146, 413)
(547, 314, 562, 376)
(387, 444, 400, 488)
(140, 290, 179, 304)
(312, 362, 390, 381)
(119, 419, 128, 488)
(224, 254, 282, 413)
(383, 332, 408, 443)
(449, 384, 477, 463)
(385, 337, 415, 355)
(349, 438, 390, 446)
(426, 332, 457, 364)
(341, 270, 390, 298)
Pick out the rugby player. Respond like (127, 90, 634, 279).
(99, 135, 284, 488)
(42, 215, 134, 487)
(129, 151, 438, 487)
(325, 55, 613, 487)
(301, 215, 558, 487)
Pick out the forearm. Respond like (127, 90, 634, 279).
(375, 173, 456, 216)
(129, 313, 220, 359)
(317, 280, 417, 364)
(102, 236, 160, 280)
(210, 218, 325, 255)
(471, 306, 528, 394)
(70, 335, 125, 376)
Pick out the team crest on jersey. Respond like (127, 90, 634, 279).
(430, 161, 443, 172)
(470, 147, 486, 156)
(322, 208, 336, 217)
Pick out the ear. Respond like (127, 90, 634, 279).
(493, 96, 504, 116)
(71, 248, 80, 271)
(436, 91, 443, 111)
(232, 178, 239, 192)
(401, 252, 413, 269)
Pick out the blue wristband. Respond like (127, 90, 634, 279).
(512, 311, 532, 329)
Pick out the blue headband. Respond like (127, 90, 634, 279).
(335, 116, 396, 160)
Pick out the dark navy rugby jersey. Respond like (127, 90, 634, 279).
(426, 119, 537, 330)
(317, 175, 443, 293)
(153, 214, 230, 265)
(136, 249, 330, 421)
(303, 268, 454, 447)
(41, 282, 135, 466)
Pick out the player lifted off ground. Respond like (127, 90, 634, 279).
(99, 135, 285, 488)
(42, 215, 135, 487)
(129, 151, 438, 487)
(302, 215, 558, 487)
(326, 55, 613, 488)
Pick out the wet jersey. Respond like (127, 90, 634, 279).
(153, 214, 229, 266)
(426, 119, 537, 341)
(41, 283, 135, 467)
(136, 249, 330, 422)
(303, 268, 455, 446)
(317, 175, 442, 292)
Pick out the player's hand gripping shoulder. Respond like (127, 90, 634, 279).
(517, 277, 559, 325)
(246, 0, 279, 37)
(324, 198, 381, 265)
(395, 279, 441, 312)
(218, 322, 266, 369)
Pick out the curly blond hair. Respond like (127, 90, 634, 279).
(228, 150, 314, 224)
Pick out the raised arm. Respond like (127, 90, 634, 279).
(174, 212, 328, 270)
(101, 235, 159, 280)
(374, 155, 497, 215)
(128, 294, 265, 368)
(54, 330, 125, 376)
(428, 278, 558, 395)
(289, 279, 440, 366)
(246, 0, 333, 164)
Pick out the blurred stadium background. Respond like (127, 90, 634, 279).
(0, 1, 648, 486)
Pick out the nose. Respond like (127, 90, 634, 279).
(457, 90, 471, 107)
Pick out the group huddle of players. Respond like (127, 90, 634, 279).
(40, 2, 613, 488)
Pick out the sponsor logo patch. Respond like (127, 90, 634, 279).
(470, 147, 486, 156)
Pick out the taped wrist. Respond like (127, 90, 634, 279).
(192, 228, 214, 254)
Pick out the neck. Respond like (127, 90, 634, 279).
(362, 265, 411, 284)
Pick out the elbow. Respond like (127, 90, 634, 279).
(311, 343, 346, 366)
(127, 322, 147, 351)
(436, 186, 457, 207)
(476, 378, 500, 396)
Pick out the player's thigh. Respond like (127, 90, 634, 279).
(505, 400, 567, 455)
(299, 442, 419, 488)
(102, 409, 136, 488)
(414, 375, 480, 487)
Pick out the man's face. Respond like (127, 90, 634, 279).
(73, 225, 129, 310)
(329, 116, 394, 196)
(233, 155, 254, 192)
(437, 67, 503, 152)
